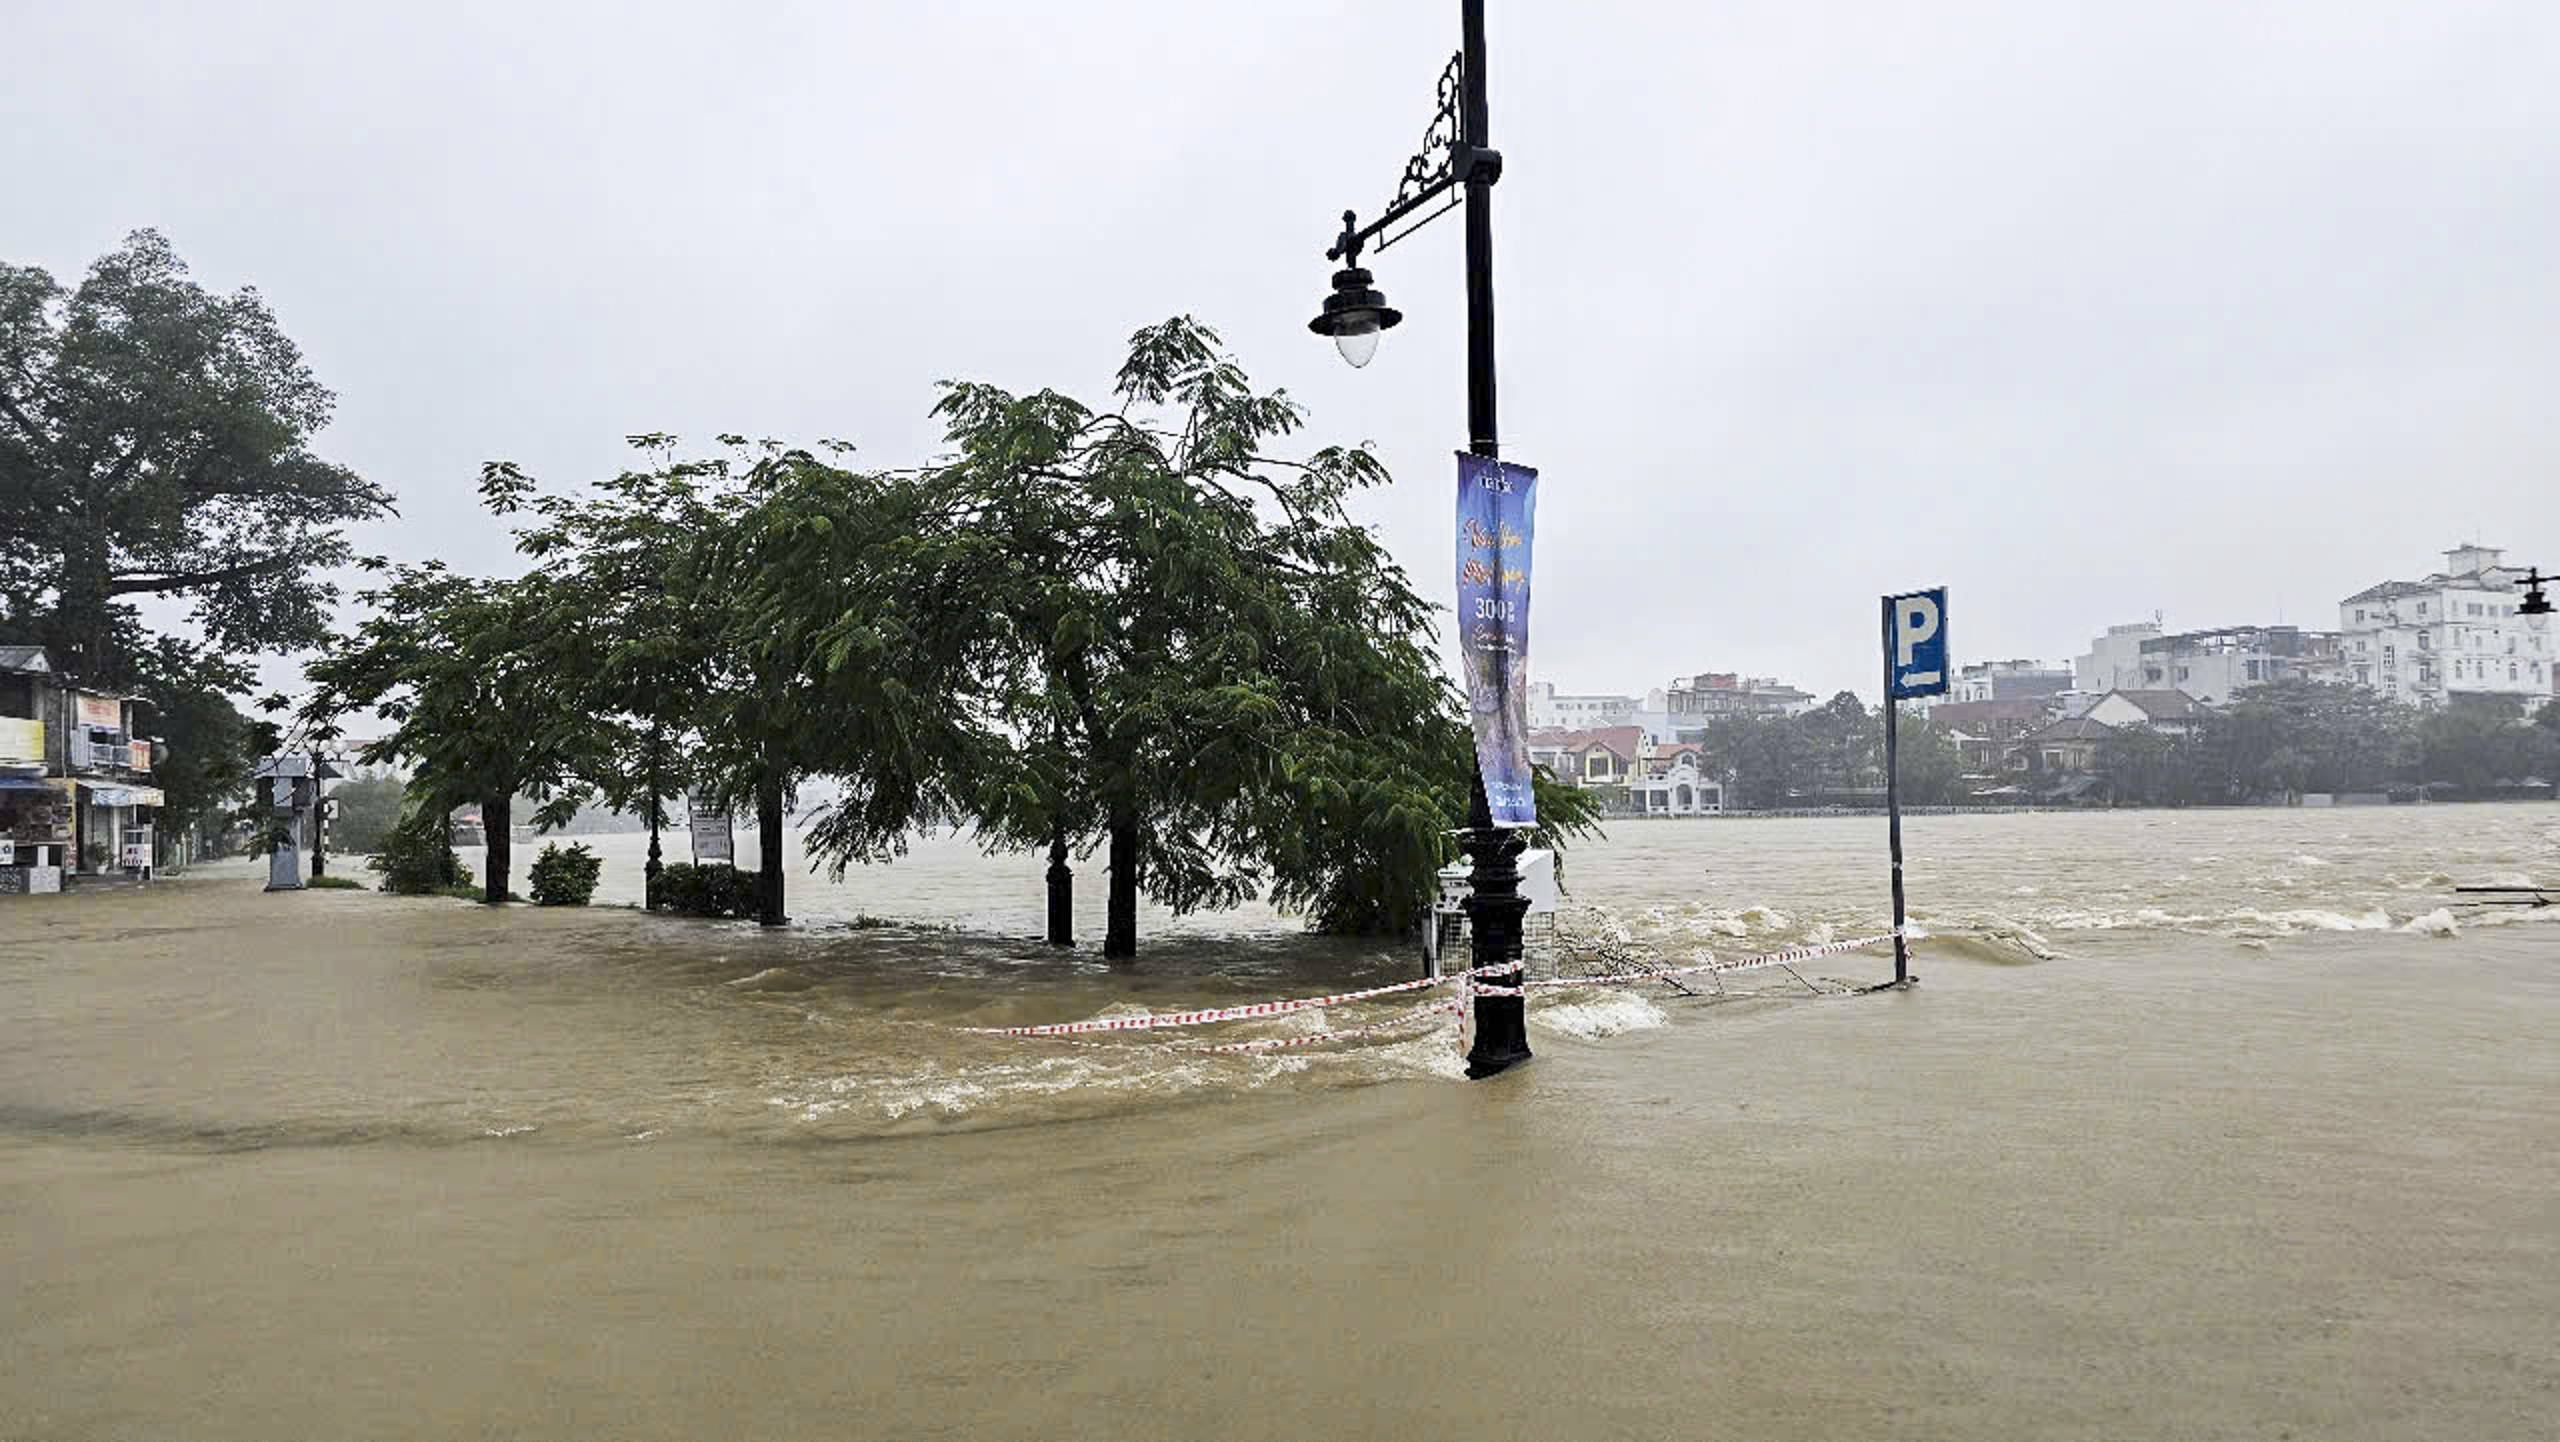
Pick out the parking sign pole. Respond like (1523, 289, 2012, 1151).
(1882, 597, 1910, 985)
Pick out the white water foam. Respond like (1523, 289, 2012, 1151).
(2401, 908, 2461, 938)
(1530, 992, 1670, 1040)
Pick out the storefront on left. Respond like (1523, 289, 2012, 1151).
(1, 649, 69, 894)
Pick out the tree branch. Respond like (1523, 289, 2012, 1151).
(0, 387, 43, 447)
(105, 551, 303, 596)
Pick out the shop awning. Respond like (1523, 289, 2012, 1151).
(0, 775, 57, 792)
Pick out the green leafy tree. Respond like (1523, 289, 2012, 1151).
(2206, 680, 2411, 798)
(692, 447, 988, 926)
(928, 318, 1561, 955)
(301, 565, 596, 903)
(124, 636, 261, 856)
(482, 445, 735, 898)
(324, 768, 406, 855)
(2096, 723, 2181, 806)
(2412, 695, 2536, 795)
(1892, 711, 1965, 806)
(0, 230, 391, 684)
(1799, 691, 1877, 795)
(1704, 713, 1812, 810)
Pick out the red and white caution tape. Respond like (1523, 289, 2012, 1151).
(962, 940, 1880, 1050)
(1172, 1000, 1461, 1055)
(1525, 934, 1890, 990)
(963, 958, 1520, 1039)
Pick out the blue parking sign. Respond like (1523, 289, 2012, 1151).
(1883, 588, 1950, 699)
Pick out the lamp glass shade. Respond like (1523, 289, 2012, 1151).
(1334, 327, 1382, 368)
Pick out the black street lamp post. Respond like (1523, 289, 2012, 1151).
(1309, 0, 1530, 1079)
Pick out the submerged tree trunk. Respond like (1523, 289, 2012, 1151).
(1104, 805, 1137, 961)
(757, 768, 787, 928)
(643, 734, 665, 911)
(1045, 828, 1073, 947)
(482, 792, 512, 905)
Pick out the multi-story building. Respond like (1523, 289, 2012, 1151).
(1524, 683, 1641, 732)
(2076, 621, 2164, 695)
(0, 647, 166, 892)
(2078, 620, 2339, 704)
(1663, 672, 1817, 720)
(2155, 627, 2336, 705)
(2338, 545, 2554, 707)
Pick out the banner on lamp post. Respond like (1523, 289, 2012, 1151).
(1455, 451, 1538, 828)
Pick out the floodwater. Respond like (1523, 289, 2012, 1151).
(3, 806, 2554, 1439)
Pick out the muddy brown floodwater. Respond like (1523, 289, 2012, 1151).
(3, 806, 2555, 1439)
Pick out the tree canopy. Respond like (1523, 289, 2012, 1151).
(2, 231, 392, 857)
(301, 564, 596, 903)
(1, 230, 390, 684)
(923, 317, 1593, 954)
(293, 318, 1602, 947)
(2096, 681, 2556, 805)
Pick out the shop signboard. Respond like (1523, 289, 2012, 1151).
(0, 718, 40, 764)
(688, 790, 735, 864)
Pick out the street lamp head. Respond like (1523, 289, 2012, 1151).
(1310, 209, 1402, 368)
(1310, 265, 1401, 369)
(2518, 567, 2552, 617)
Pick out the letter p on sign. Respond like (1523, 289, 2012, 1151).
(1884, 587, 1951, 700)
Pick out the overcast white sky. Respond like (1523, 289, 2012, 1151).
(10, 0, 2556, 701)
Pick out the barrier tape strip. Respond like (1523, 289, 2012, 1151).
(1172, 1000, 1461, 1055)
(1525, 934, 1890, 990)
(964, 960, 1520, 1038)
(967, 939, 1883, 1048)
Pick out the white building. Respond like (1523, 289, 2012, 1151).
(2077, 622, 2164, 695)
(2338, 545, 2553, 707)
(1627, 749, 1724, 816)
(1525, 683, 1640, 732)
(2077, 621, 2343, 705)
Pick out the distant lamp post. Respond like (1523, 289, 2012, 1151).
(2517, 567, 2552, 617)
(1306, 0, 1528, 1079)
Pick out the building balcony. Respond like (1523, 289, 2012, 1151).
(68, 737, 148, 775)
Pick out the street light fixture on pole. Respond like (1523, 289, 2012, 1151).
(2516, 567, 2552, 617)
(1308, 0, 1529, 1079)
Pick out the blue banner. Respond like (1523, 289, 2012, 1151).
(1456, 452, 1538, 828)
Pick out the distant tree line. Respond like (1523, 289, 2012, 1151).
(1670, 693, 1967, 810)
(1637, 681, 2559, 812)
(299, 319, 1600, 954)
(2095, 681, 2560, 806)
